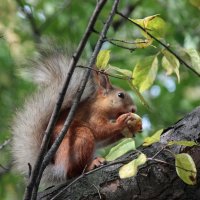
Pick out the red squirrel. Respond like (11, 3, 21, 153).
(12, 50, 141, 184)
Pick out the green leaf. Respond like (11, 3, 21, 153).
(132, 56, 158, 93)
(175, 153, 197, 185)
(185, 49, 200, 74)
(96, 50, 110, 70)
(119, 153, 147, 179)
(168, 140, 197, 147)
(162, 49, 180, 82)
(105, 138, 136, 161)
(130, 14, 167, 39)
(108, 65, 132, 77)
(131, 15, 160, 29)
(143, 129, 163, 146)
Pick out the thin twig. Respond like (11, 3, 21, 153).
(109, 40, 136, 52)
(116, 11, 200, 77)
(164, 148, 176, 157)
(24, 1, 107, 200)
(76, 65, 133, 80)
(151, 145, 167, 159)
(93, 29, 136, 50)
(148, 158, 196, 173)
(109, 38, 148, 44)
(94, 30, 147, 51)
(92, 184, 102, 199)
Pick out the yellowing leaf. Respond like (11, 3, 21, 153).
(130, 14, 167, 39)
(162, 49, 180, 82)
(132, 56, 158, 93)
(168, 140, 197, 147)
(119, 153, 147, 179)
(135, 38, 153, 48)
(147, 16, 166, 38)
(175, 153, 197, 185)
(119, 160, 138, 179)
(135, 153, 147, 165)
(143, 129, 163, 146)
(132, 14, 160, 29)
(105, 138, 136, 161)
(96, 50, 110, 70)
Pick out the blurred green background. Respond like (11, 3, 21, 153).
(0, 0, 199, 199)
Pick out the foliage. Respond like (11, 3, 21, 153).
(113, 132, 198, 185)
(142, 129, 163, 146)
(175, 153, 197, 185)
(119, 153, 147, 179)
(0, 0, 200, 199)
(105, 138, 135, 161)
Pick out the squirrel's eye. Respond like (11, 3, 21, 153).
(118, 92, 125, 99)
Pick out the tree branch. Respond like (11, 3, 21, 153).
(38, 106, 200, 200)
(31, 1, 120, 199)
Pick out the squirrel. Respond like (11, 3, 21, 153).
(12, 49, 141, 184)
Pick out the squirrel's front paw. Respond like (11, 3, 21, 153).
(121, 113, 142, 137)
(116, 113, 133, 128)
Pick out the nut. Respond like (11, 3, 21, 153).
(122, 113, 142, 138)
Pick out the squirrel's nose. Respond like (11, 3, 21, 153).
(131, 105, 137, 113)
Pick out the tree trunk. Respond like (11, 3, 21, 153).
(37, 106, 200, 200)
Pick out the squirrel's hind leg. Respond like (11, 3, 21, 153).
(67, 124, 95, 178)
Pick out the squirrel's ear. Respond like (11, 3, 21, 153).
(93, 69, 113, 92)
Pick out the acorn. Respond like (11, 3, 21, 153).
(122, 113, 142, 138)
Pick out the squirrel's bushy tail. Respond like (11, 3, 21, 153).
(12, 50, 95, 183)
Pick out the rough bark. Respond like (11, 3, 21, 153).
(38, 106, 200, 200)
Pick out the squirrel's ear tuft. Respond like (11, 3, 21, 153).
(93, 69, 113, 93)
